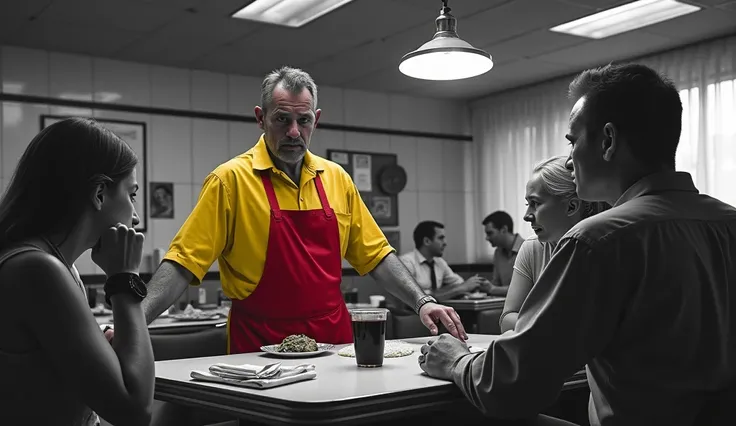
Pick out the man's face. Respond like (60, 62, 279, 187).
(425, 227, 447, 257)
(255, 84, 321, 165)
(484, 222, 504, 248)
(565, 97, 611, 202)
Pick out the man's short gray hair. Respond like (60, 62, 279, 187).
(260, 66, 318, 112)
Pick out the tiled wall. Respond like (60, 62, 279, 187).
(0, 45, 475, 276)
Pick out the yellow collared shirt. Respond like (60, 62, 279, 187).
(164, 135, 394, 300)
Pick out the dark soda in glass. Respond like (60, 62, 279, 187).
(349, 308, 388, 367)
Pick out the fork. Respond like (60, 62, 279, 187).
(256, 362, 282, 379)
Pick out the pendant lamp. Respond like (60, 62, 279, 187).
(399, 0, 493, 81)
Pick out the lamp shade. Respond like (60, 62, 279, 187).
(399, 3, 493, 81)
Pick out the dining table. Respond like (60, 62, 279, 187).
(154, 334, 589, 425)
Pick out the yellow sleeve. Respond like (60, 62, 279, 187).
(343, 182, 395, 276)
(163, 173, 232, 283)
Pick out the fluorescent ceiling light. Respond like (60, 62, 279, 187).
(231, 0, 355, 28)
(550, 0, 701, 39)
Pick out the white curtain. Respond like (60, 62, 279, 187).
(467, 34, 736, 262)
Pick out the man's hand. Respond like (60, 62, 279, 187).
(462, 275, 485, 293)
(419, 302, 468, 340)
(418, 334, 472, 380)
(104, 328, 114, 344)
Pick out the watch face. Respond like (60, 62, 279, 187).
(129, 275, 147, 298)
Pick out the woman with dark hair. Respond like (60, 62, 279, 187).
(500, 155, 610, 333)
(0, 117, 154, 425)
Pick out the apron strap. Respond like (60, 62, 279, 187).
(313, 174, 333, 219)
(259, 172, 282, 221)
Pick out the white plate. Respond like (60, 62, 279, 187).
(169, 314, 221, 321)
(260, 343, 334, 358)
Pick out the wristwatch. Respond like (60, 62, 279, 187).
(414, 295, 438, 314)
(104, 273, 147, 306)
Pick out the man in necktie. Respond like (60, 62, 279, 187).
(399, 221, 489, 302)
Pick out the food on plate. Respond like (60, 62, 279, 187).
(277, 334, 318, 352)
(338, 340, 414, 358)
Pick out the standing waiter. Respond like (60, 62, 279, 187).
(139, 66, 466, 353)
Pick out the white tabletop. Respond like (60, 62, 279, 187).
(154, 334, 587, 424)
(94, 314, 227, 329)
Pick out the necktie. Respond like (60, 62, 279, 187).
(426, 259, 438, 292)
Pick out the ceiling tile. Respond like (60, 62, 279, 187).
(36, 0, 184, 32)
(233, 0, 432, 60)
(482, 29, 586, 62)
(536, 31, 675, 67)
(640, 8, 736, 42)
(451, 0, 592, 49)
(114, 12, 260, 63)
(553, 0, 633, 11)
(1, 22, 144, 56)
(391, 0, 511, 16)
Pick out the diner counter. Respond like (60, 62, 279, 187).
(442, 296, 506, 311)
(154, 334, 588, 425)
(94, 310, 227, 331)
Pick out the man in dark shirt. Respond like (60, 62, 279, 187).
(419, 63, 736, 426)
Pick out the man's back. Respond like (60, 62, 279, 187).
(569, 174, 736, 425)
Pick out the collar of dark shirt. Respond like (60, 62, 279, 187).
(614, 171, 698, 207)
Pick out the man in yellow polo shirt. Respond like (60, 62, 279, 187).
(140, 66, 467, 353)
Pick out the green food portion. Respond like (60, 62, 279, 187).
(277, 334, 318, 352)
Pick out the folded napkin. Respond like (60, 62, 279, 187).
(191, 363, 316, 389)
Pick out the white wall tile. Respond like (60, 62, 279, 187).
(442, 140, 465, 191)
(150, 116, 192, 184)
(417, 191, 445, 223)
(1, 47, 48, 96)
(344, 89, 389, 129)
(318, 86, 344, 125)
(227, 74, 261, 115)
(49, 52, 92, 101)
(389, 94, 465, 135)
(443, 192, 467, 263)
(192, 70, 227, 114)
(416, 138, 444, 191)
(151, 65, 190, 110)
(388, 136, 417, 192)
(344, 132, 390, 153)
(50, 105, 92, 117)
(192, 119, 228, 184)
(397, 191, 418, 255)
(93, 58, 150, 106)
(2, 103, 49, 179)
(191, 183, 202, 208)
(310, 129, 344, 160)
(228, 122, 261, 158)
(150, 183, 192, 253)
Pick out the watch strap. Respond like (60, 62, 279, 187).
(414, 295, 438, 314)
(104, 273, 147, 306)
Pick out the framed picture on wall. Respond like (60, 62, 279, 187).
(40, 115, 148, 232)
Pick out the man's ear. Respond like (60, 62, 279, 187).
(567, 198, 582, 217)
(602, 122, 618, 162)
(90, 183, 105, 211)
(501, 225, 509, 234)
(254, 106, 265, 130)
(423, 236, 432, 247)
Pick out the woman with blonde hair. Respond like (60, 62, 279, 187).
(500, 155, 609, 332)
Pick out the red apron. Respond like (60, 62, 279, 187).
(227, 171, 353, 353)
